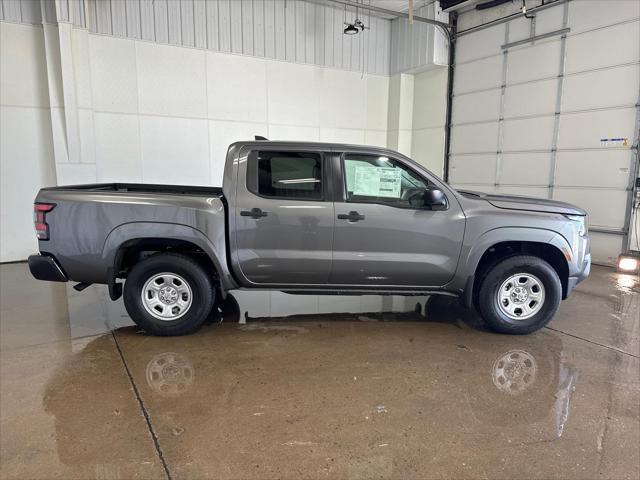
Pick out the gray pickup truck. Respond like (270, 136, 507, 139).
(28, 141, 590, 336)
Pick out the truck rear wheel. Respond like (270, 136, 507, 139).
(123, 253, 215, 336)
(477, 255, 562, 334)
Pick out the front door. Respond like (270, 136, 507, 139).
(234, 148, 334, 285)
(329, 152, 465, 287)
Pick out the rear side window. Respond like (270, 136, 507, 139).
(247, 151, 323, 200)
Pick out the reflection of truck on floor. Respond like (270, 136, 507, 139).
(29, 141, 590, 336)
(42, 321, 578, 477)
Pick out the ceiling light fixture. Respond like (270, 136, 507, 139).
(343, 1, 368, 35)
(343, 23, 359, 35)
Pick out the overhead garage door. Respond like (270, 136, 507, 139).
(448, 0, 640, 264)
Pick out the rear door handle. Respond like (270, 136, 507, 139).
(337, 211, 365, 222)
(240, 207, 268, 219)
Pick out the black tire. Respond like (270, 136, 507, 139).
(477, 255, 561, 334)
(123, 253, 216, 336)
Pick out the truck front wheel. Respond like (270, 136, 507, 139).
(123, 253, 215, 336)
(477, 255, 562, 334)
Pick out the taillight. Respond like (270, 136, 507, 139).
(34, 203, 55, 240)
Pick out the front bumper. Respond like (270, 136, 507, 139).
(28, 254, 68, 282)
(566, 252, 591, 297)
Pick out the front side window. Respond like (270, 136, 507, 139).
(343, 154, 432, 208)
(248, 151, 322, 200)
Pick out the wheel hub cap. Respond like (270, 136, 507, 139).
(497, 273, 545, 320)
(141, 273, 193, 321)
(159, 285, 179, 305)
(510, 286, 529, 304)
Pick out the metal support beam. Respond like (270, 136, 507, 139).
(501, 27, 570, 50)
(494, 21, 509, 190)
(548, 1, 569, 201)
(623, 99, 640, 252)
(590, 228, 627, 236)
(443, 13, 458, 183)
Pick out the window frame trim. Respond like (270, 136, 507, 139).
(338, 152, 449, 211)
(246, 149, 329, 202)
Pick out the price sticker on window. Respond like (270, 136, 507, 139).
(353, 167, 402, 198)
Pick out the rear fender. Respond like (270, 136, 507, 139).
(102, 222, 236, 292)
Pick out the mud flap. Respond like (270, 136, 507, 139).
(462, 275, 474, 309)
(107, 267, 123, 301)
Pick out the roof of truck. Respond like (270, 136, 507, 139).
(229, 140, 404, 156)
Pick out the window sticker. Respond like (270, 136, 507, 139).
(353, 167, 402, 198)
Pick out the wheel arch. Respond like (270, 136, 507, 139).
(473, 241, 569, 301)
(102, 222, 235, 293)
(461, 228, 572, 307)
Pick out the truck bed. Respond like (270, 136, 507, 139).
(40, 183, 224, 197)
(35, 182, 228, 285)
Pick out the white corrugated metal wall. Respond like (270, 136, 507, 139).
(0, 0, 392, 75)
(0, 0, 455, 76)
(448, 0, 640, 264)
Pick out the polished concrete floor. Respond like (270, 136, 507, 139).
(0, 263, 638, 480)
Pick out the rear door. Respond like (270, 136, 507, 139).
(233, 147, 334, 285)
(329, 151, 466, 287)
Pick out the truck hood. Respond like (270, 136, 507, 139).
(457, 190, 587, 216)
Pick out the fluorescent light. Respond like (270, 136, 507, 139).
(277, 178, 320, 184)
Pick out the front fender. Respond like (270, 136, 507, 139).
(102, 222, 236, 291)
(453, 227, 572, 294)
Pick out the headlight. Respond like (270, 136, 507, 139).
(565, 214, 588, 236)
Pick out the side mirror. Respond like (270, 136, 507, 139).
(423, 188, 447, 210)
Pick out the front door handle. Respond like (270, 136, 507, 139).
(337, 211, 365, 222)
(240, 207, 268, 219)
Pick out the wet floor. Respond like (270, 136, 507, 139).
(1, 263, 638, 479)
